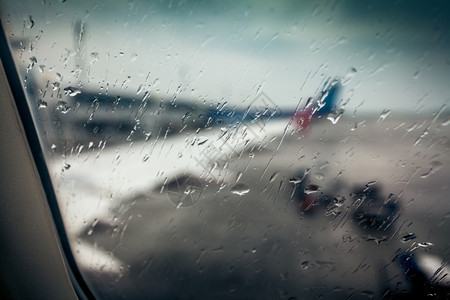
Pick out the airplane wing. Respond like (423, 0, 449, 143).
(49, 118, 291, 231)
(47, 78, 340, 273)
(47, 116, 292, 272)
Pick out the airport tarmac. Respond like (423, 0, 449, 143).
(58, 114, 450, 299)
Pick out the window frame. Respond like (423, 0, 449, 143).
(0, 19, 93, 300)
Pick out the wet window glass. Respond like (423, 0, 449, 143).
(1, 0, 449, 298)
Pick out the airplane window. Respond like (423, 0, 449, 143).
(1, 0, 449, 298)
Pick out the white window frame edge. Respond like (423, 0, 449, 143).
(0, 44, 79, 299)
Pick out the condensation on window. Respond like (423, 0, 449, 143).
(1, 0, 449, 298)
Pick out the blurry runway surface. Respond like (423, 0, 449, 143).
(66, 114, 450, 299)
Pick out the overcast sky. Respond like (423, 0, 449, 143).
(1, 0, 449, 114)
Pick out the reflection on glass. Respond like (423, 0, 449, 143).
(1, 0, 449, 298)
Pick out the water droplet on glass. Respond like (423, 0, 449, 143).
(216, 101, 228, 112)
(362, 180, 377, 192)
(77, 145, 84, 156)
(301, 261, 309, 269)
(231, 183, 250, 196)
(319, 161, 329, 169)
(197, 137, 208, 145)
(38, 65, 45, 73)
(87, 219, 98, 236)
(304, 184, 320, 194)
(401, 233, 417, 243)
(364, 235, 388, 245)
(417, 242, 433, 248)
(420, 161, 442, 178)
(333, 196, 346, 208)
(63, 86, 81, 97)
(89, 52, 99, 64)
(269, 171, 279, 183)
(55, 73, 63, 82)
(182, 112, 192, 123)
(25, 15, 34, 29)
(236, 172, 243, 183)
(26, 56, 37, 72)
(289, 177, 302, 184)
(56, 101, 71, 114)
(51, 82, 60, 90)
(37, 99, 47, 108)
(377, 109, 391, 124)
(327, 109, 344, 124)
